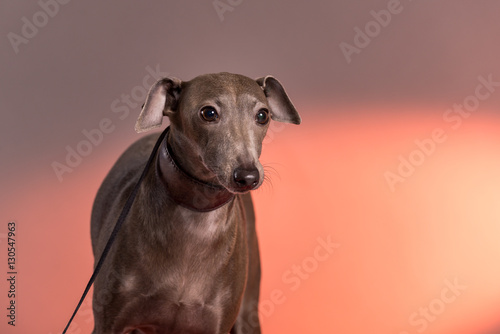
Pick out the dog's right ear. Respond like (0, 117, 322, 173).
(135, 77, 182, 133)
(256, 76, 301, 125)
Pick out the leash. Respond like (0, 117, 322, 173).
(62, 127, 169, 334)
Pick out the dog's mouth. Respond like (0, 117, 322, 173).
(211, 169, 263, 194)
(225, 184, 260, 194)
(201, 157, 264, 194)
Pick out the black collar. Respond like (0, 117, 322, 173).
(157, 127, 235, 212)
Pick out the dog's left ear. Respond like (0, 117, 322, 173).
(256, 76, 301, 125)
(135, 77, 182, 133)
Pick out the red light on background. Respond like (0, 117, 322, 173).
(2, 107, 500, 334)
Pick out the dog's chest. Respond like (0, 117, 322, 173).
(117, 205, 246, 333)
(127, 202, 246, 291)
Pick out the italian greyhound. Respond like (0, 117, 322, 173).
(90, 72, 301, 334)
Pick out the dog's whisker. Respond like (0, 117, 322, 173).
(263, 164, 281, 181)
(259, 164, 282, 193)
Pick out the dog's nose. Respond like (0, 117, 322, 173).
(233, 167, 260, 191)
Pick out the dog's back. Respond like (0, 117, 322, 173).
(91, 133, 158, 253)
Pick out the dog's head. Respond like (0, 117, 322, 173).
(135, 72, 301, 193)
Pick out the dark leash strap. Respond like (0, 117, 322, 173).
(62, 127, 169, 334)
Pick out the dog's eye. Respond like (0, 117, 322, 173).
(255, 109, 269, 125)
(200, 106, 219, 122)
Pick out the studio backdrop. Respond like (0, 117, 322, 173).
(2, 1, 500, 333)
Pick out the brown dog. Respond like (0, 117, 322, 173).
(90, 73, 301, 333)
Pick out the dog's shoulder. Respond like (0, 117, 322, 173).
(104, 133, 160, 182)
(91, 133, 162, 237)
(114, 133, 161, 171)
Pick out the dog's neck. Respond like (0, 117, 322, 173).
(157, 127, 235, 212)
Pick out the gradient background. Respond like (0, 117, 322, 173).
(2, 1, 500, 333)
